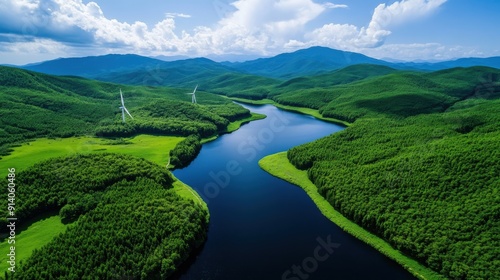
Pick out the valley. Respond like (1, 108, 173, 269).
(1, 46, 499, 279)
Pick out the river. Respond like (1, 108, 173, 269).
(173, 103, 415, 280)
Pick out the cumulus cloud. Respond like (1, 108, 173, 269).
(0, 0, 186, 52)
(0, 0, 451, 61)
(222, 0, 325, 41)
(308, 0, 447, 49)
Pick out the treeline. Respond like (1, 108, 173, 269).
(169, 135, 202, 169)
(95, 119, 219, 138)
(2, 153, 208, 279)
(95, 101, 250, 139)
(288, 96, 500, 278)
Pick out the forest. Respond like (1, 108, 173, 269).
(0, 66, 251, 157)
(169, 135, 202, 168)
(0, 66, 253, 279)
(2, 153, 208, 279)
(2, 62, 500, 279)
(286, 68, 500, 279)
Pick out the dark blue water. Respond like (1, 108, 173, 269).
(173, 104, 415, 280)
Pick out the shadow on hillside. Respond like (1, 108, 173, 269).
(0, 210, 65, 241)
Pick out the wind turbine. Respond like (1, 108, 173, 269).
(119, 89, 133, 123)
(187, 85, 198, 104)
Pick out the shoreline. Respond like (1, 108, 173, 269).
(258, 151, 444, 280)
(0, 111, 264, 275)
(229, 97, 351, 127)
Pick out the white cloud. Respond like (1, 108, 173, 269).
(306, 0, 447, 49)
(165, 13, 191, 19)
(362, 43, 484, 61)
(222, 0, 325, 40)
(0, 0, 460, 62)
(323, 3, 348, 9)
(362, 0, 447, 46)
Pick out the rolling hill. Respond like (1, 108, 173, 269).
(0, 66, 251, 156)
(4, 49, 500, 279)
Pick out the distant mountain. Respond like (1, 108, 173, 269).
(398, 56, 500, 71)
(154, 55, 191, 62)
(96, 57, 280, 100)
(96, 57, 246, 87)
(16, 46, 500, 84)
(226, 46, 392, 79)
(22, 54, 167, 77)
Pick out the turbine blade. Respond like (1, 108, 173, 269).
(122, 108, 125, 122)
(193, 85, 198, 94)
(120, 89, 125, 106)
(123, 106, 134, 119)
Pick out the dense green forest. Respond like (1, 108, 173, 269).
(287, 67, 500, 279)
(0, 66, 251, 157)
(3, 60, 500, 279)
(2, 153, 208, 279)
(169, 135, 202, 168)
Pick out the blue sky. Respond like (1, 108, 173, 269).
(0, 0, 499, 64)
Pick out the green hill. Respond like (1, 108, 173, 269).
(275, 64, 397, 91)
(0, 66, 251, 156)
(0, 66, 257, 279)
(9, 153, 208, 279)
(283, 67, 500, 279)
(96, 62, 280, 100)
(267, 66, 500, 123)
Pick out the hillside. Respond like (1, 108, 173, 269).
(0, 66, 251, 156)
(281, 67, 500, 279)
(262, 66, 500, 122)
(8, 153, 209, 279)
(95, 57, 278, 91)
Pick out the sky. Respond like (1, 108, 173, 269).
(0, 0, 499, 65)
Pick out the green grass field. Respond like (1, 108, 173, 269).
(0, 134, 189, 273)
(0, 135, 184, 176)
(0, 215, 70, 273)
(258, 152, 444, 280)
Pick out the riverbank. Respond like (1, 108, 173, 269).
(258, 152, 444, 280)
(230, 97, 351, 127)
(0, 110, 264, 274)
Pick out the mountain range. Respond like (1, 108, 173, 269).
(14, 46, 500, 85)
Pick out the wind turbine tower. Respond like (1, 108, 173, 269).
(187, 85, 198, 104)
(119, 89, 134, 123)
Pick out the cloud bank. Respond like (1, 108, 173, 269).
(0, 0, 458, 63)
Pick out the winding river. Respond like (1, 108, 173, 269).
(173, 104, 415, 280)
